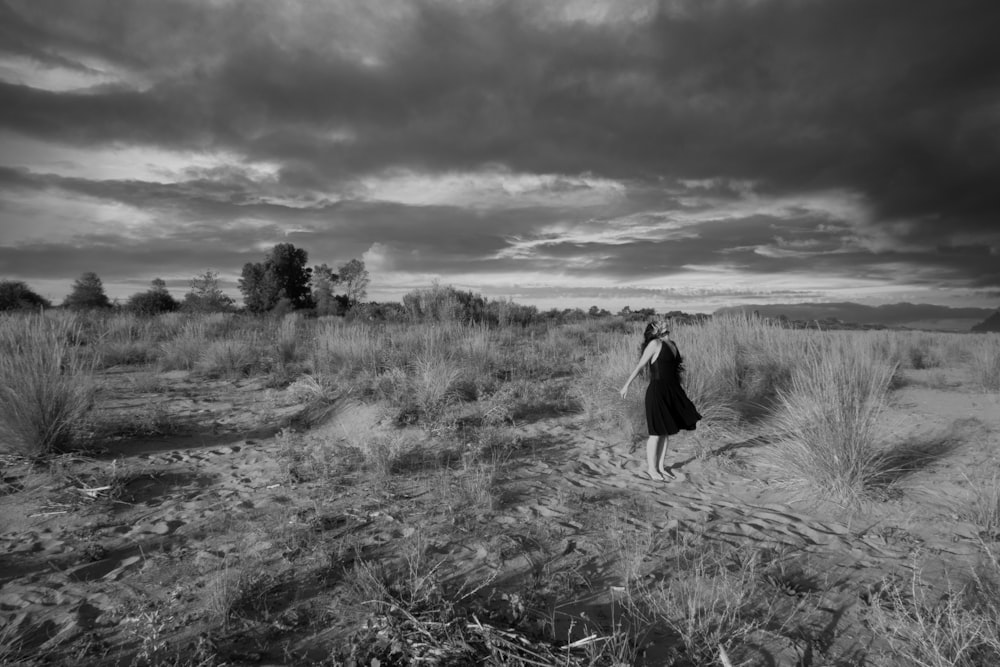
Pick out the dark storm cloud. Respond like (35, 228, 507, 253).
(0, 234, 254, 281)
(2, 0, 1000, 296)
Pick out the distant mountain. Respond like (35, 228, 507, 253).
(714, 302, 996, 331)
(971, 311, 1000, 333)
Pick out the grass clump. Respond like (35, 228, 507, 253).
(409, 354, 463, 424)
(207, 556, 280, 628)
(639, 545, 782, 666)
(767, 334, 896, 502)
(0, 315, 96, 457)
(196, 334, 267, 378)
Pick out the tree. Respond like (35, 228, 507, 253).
(63, 272, 112, 310)
(311, 263, 341, 316)
(588, 305, 610, 317)
(0, 281, 51, 311)
(338, 258, 369, 306)
(239, 243, 313, 314)
(971, 310, 1000, 333)
(127, 278, 179, 316)
(182, 271, 235, 313)
(239, 261, 279, 314)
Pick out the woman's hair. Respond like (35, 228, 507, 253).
(640, 320, 666, 356)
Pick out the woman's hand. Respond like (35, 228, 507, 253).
(619, 386, 629, 399)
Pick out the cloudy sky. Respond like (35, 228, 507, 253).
(1, 0, 999, 312)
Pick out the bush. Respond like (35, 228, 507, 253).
(0, 280, 51, 311)
(127, 281, 179, 316)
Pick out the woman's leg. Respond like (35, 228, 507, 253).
(645, 435, 665, 480)
(656, 436, 670, 476)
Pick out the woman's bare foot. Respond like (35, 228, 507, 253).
(658, 466, 676, 480)
(646, 470, 665, 481)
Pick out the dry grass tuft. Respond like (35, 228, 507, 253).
(206, 556, 278, 628)
(0, 315, 96, 457)
(409, 354, 462, 423)
(766, 335, 896, 502)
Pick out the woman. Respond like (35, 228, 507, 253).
(619, 321, 701, 481)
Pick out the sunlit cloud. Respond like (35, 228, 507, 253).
(354, 167, 627, 209)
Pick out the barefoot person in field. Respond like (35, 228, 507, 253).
(620, 321, 701, 481)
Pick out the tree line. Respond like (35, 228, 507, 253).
(1, 242, 705, 325)
(0, 243, 369, 317)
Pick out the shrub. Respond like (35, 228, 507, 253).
(0, 315, 96, 456)
(126, 279, 179, 316)
(0, 280, 51, 311)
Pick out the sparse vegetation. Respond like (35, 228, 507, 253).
(866, 549, 1000, 666)
(2, 308, 999, 664)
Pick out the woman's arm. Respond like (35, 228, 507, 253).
(619, 340, 659, 398)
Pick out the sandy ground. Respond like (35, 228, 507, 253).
(1, 365, 998, 665)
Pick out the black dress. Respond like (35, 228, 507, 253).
(645, 341, 701, 436)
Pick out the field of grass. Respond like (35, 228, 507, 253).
(0, 310, 998, 665)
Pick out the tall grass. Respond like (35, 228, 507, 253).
(575, 331, 646, 438)
(0, 315, 96, 456)
(158, 318, 211, 371)
(273, 312, 303, 369)
(312, 320, 384, 379)
(679, 314, 804, 423)
(968, 334, 1000, 391)
(196, 333, 265, 378)
(575, 314, 803, 439)
(767, 333, 896, 502)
